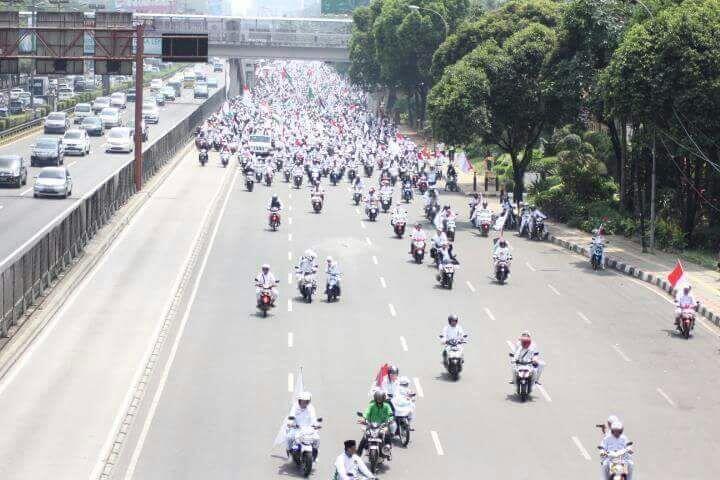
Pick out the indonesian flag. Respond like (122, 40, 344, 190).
(668, 260, 689, 291)
(273, 366, 305, 448)
(242, 85, 252, 106)
(457, 151, 474, 173)
(375, 363, 390, 388)
(396, 132, 405, 142)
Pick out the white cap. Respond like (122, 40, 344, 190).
(297, 391, 312, 402)
(261, 263, 270, 270)
(610, 421, 623, 431)
(326, 256, 333, 262)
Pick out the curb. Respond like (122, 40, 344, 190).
(548, 234, 720, 328)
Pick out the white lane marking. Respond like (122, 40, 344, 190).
(288, 204, 293, 211)
(629, 278, 673, 304)
(656, 387, 676, 407)
(288, 373, 294, 392)
(484, 307, 496, 321)
(413, 377, 424, 397)
(526, 262, 536, 272)
(20, 187, 32, 196)
(506, 340, 514, 350)
(121, 168, 238, 480)
(288, 251, 292, 261)
(67, 160, 78, 167)
(379, 276, 387, 288)
(360, 221, 366, 229)
(466, 281, 476, 292)
(355, 207, 360, 214)
(288, 233, 293, 242)
(537, 384, 552, 402)
(365, 236, 372, 246)
(547, 284, 561, 296)
(612, 344, 631, 362)
(388, 303, 397, 317)
(0, 205, 3, 210)
(577, 311, 592, 325)
(572, 436, 592, 460)
(288, 332, 294, 348)
(288, 272, 293, 285)
(372, 255, 378, 265)
(400, 336, 408, 351)
(288, 193, 292, 199)
(430, 431, 444, 456)
(288, 217, 293, 225)
(287, 299, 293, 312)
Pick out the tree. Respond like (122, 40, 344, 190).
(348, 7, 381, 89)
(429, 22, 559, 201)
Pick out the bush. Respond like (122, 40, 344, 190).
(655, 218, 687, 251)
(533, 183, 582, 221)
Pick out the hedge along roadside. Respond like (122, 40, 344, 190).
(0, 83, 226, 340)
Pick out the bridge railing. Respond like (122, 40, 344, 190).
(0, 86, 226, 341)
(216, 31, 350, 48)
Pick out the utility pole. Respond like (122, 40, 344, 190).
(649, 130, 656, 252)
(134, 22, 144, 191)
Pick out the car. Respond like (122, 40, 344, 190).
(207, 76, 218, 88)
(0, 154, 29, 188)
(110, 91, 127, 109)
(127, 119, 149, 142)
(30, 136, 64, 167)
(105, 127, 133, 153)
(249, 134, 272, 156)
(92, 96, 111, 114)
(73, 103, 92, 124)
(160, 86, 176, 101)
(100, 107, 121, 128)
(125, 88, 136, 102)
(18, 92, 31, 107)
(80, 115, 104, 136)
(8, 101, 24, 115)
(150, 78, 163, 91)
(44, 112, 70, 134)
(0, 107, 8, 118)
(9, 88, 24, 100)
(57, 87, 74, 101)
(154, 93, 165, 106)
(33, 166, 72, 198)
(61, 129, 91, 156)
(213, 62, 223, 72)
(166, 81, 182, 97)
(141, 101, 160, 124)
(193, 84, 209, 99)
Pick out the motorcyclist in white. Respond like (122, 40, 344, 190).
(674, 285, 698, 326)
(529, 205, 548, 237)
(255, 264, 279, 303)
(268, 193, 283, 211)
(471, 200, 493, 227)
(390, 206, 408, 227)
(440, 314, 466, 359)
(517, 202, 531, 237)
(423, 187, 439, 208)
(590, 227, 607, 268)
(365, 187, 379, 213)
(409, 223, 427, 254)
(333, 440, 375, 480)
(600, 421, 634, 480)
(509, 331, 544, 385)
(295, 249, 318, 289)
(434, 204, 457, 230)
(493, 238, 513, 269)
(325, 256, 342, 297)
(286, 391, 320, 457)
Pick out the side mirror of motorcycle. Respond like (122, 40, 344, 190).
(356, 411, 364, 418)
(626, 441, 634, 446)
(316, 417, 323, 423)
(508, 352, 514, 357)
(287, 416, 295, 421)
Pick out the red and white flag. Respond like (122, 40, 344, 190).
(457, 151, 474, 173)
(668, 260, 689, 290)
(375, 363, 390, 388)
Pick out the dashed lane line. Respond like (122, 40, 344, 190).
(484, 307, 496, 321)
(388, 303, 397, 317)
(611, 344, 632, 362)
(571, 436, 592, 461)
(413, 377, 424, 397)
(400, 336, 408, 351)
(656, 387, 676, 407)
(547, 284, 561, 296)
(288, 332, 294, 348)
(379, 276, 387, 288)
(430, 431, 444, 456)
(577, 311, 592, 325)
(466, 281, 476, 292)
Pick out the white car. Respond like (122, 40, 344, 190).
(9, 88, 24, 100)
(61, 129, 90, 156)
(92, 96, 111, 114)
(100, 107, 121, 128)
(150, 78, 163, 91)
(57, 88, 74, 101)
(105, 127, 133, 153)
(249, 134, 272, 156)
(44, 112, 70, 134)
(33, 166, 72, 198)
(207, 76, 218, 88)
(73, 102, 92, 123)
(110, 91, 127, 109)
(141, 101, 160, 124)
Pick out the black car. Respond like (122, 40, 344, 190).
(0, 154, 29, 188)
(80, 116, 104, 136)
(30, 136, 64, 167)
(126, 88, 136, 102)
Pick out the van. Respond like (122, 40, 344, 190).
(110, 91, 127, 109)
(182, 73, 196, 89)
(167, 81, 182, 97)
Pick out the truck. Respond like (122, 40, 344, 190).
(30, 77, 49, 97)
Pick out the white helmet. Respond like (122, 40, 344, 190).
(610, 421, 623, 435)
(326, 256, 333, 263)
(297, 391, 312, 402)
(261, 263, 271, 270)
(304, 249, 317, 259)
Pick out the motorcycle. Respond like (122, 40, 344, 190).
(388, 393, 415, 447)
(255, 170, 263, 183)
(411, 240, 426, 264)
(364, 163, 374, 177)
(198, 149, 208, 166)
(477, 212, 493, 237)
(286, 418, 322, 478)
(495, 259, 510, 284)
(268, 208, 281, 231)
(326, 273, 341, 302)
(677, 306, 696, 339)
(245, 174, 255, 192)
(402, 186, 413, 203)
(530, 218, 548, 240)
(283, 167, 292, 183)
(298, 273, 317, 303)
(443, 218, 456, 242)
(212, 138, 222, 151)
(356, 413, 391, 474)
(256, 282, 278, 317)
(353, 191, 363, 205)
(599, 444, 634, 480)
(275, 159, 284, 172)
(437, 262, 455, 289)
(330, 169, 340, 186)
(367, 204, 379, 222)
(591, 242, 605, 271)
(220, 152, 229, 168)
(393, 221, 406, 238)
(265, 172, 273, 187)
(510, 354, 535, 402)
(425, 203, 439, 222)
(417, 179, 428, 195)
(311, 195, 323, 213)
(441, 336, 467, 381)
(380, 194, 392, 213)
(293, 174, 303, 189)
(445, 174, 458, 192)
(347, 168, 357, 181)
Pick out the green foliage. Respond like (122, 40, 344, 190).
(655, 218, 687, 251)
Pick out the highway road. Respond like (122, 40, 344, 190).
(0, 66, 226, 262)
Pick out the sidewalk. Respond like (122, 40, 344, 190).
(547, 220, 720, 326)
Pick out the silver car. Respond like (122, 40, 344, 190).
(44, 112, 70, 134)
(33, 166, 73, 198)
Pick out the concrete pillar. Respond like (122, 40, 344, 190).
(226, 58, 244, 98)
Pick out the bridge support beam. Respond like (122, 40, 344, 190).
(226, 58, 244, 97)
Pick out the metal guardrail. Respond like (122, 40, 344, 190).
(217, 32, 351, 48)
(0, 84, 226, 338)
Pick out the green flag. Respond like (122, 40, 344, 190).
(307, 86, 315, 100)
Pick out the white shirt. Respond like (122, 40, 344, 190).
(255, 271, 277, 288)
(675, 293, 696, 308)
(334, 452, 372, 479)
(289, 403, 317, 428)
(440, 324, 466, 342)
(410, 229, 426, 241)
(512, 341, 540, 363)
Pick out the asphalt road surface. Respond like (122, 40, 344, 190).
(0, 156, 718, 479)
(0, 67, 226, 262)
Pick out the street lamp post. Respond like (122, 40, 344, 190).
(408, 4, 449, 38)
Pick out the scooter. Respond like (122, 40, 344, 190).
(510, 354, 535, 402)
(599, 444, 635, 480)
(380, 193, 392, 212)
(677, 306, 696, 339)
(356, 413, 392, 474)
(591, 243, 605, 271)
(393, 221, 406, 238)
(256, 282, 278, 317)
(389, 392, 415, 447)
(411, 240, 426, 264)
(268, 207, 281, 231)
(353, 191, 362, 205)
(477, 212, 492, 237)
(367, 204, 378, 222)
(441, 336, 467, 380)
(326, 274, 341, 302)
(286, 418, 322, 478)
(437, 262, 455, 289)
(402, 186, 413, 203)
(298, 274, 317, 303)
(311, 195, 323, 213)
(445, 173, 458, 192)
(530, 218, 548, 240)
(265, 172, 273, 187)
(198, 149, 208, 166)
(495, 259, 511, 284)
(443, 218, 456, 242)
